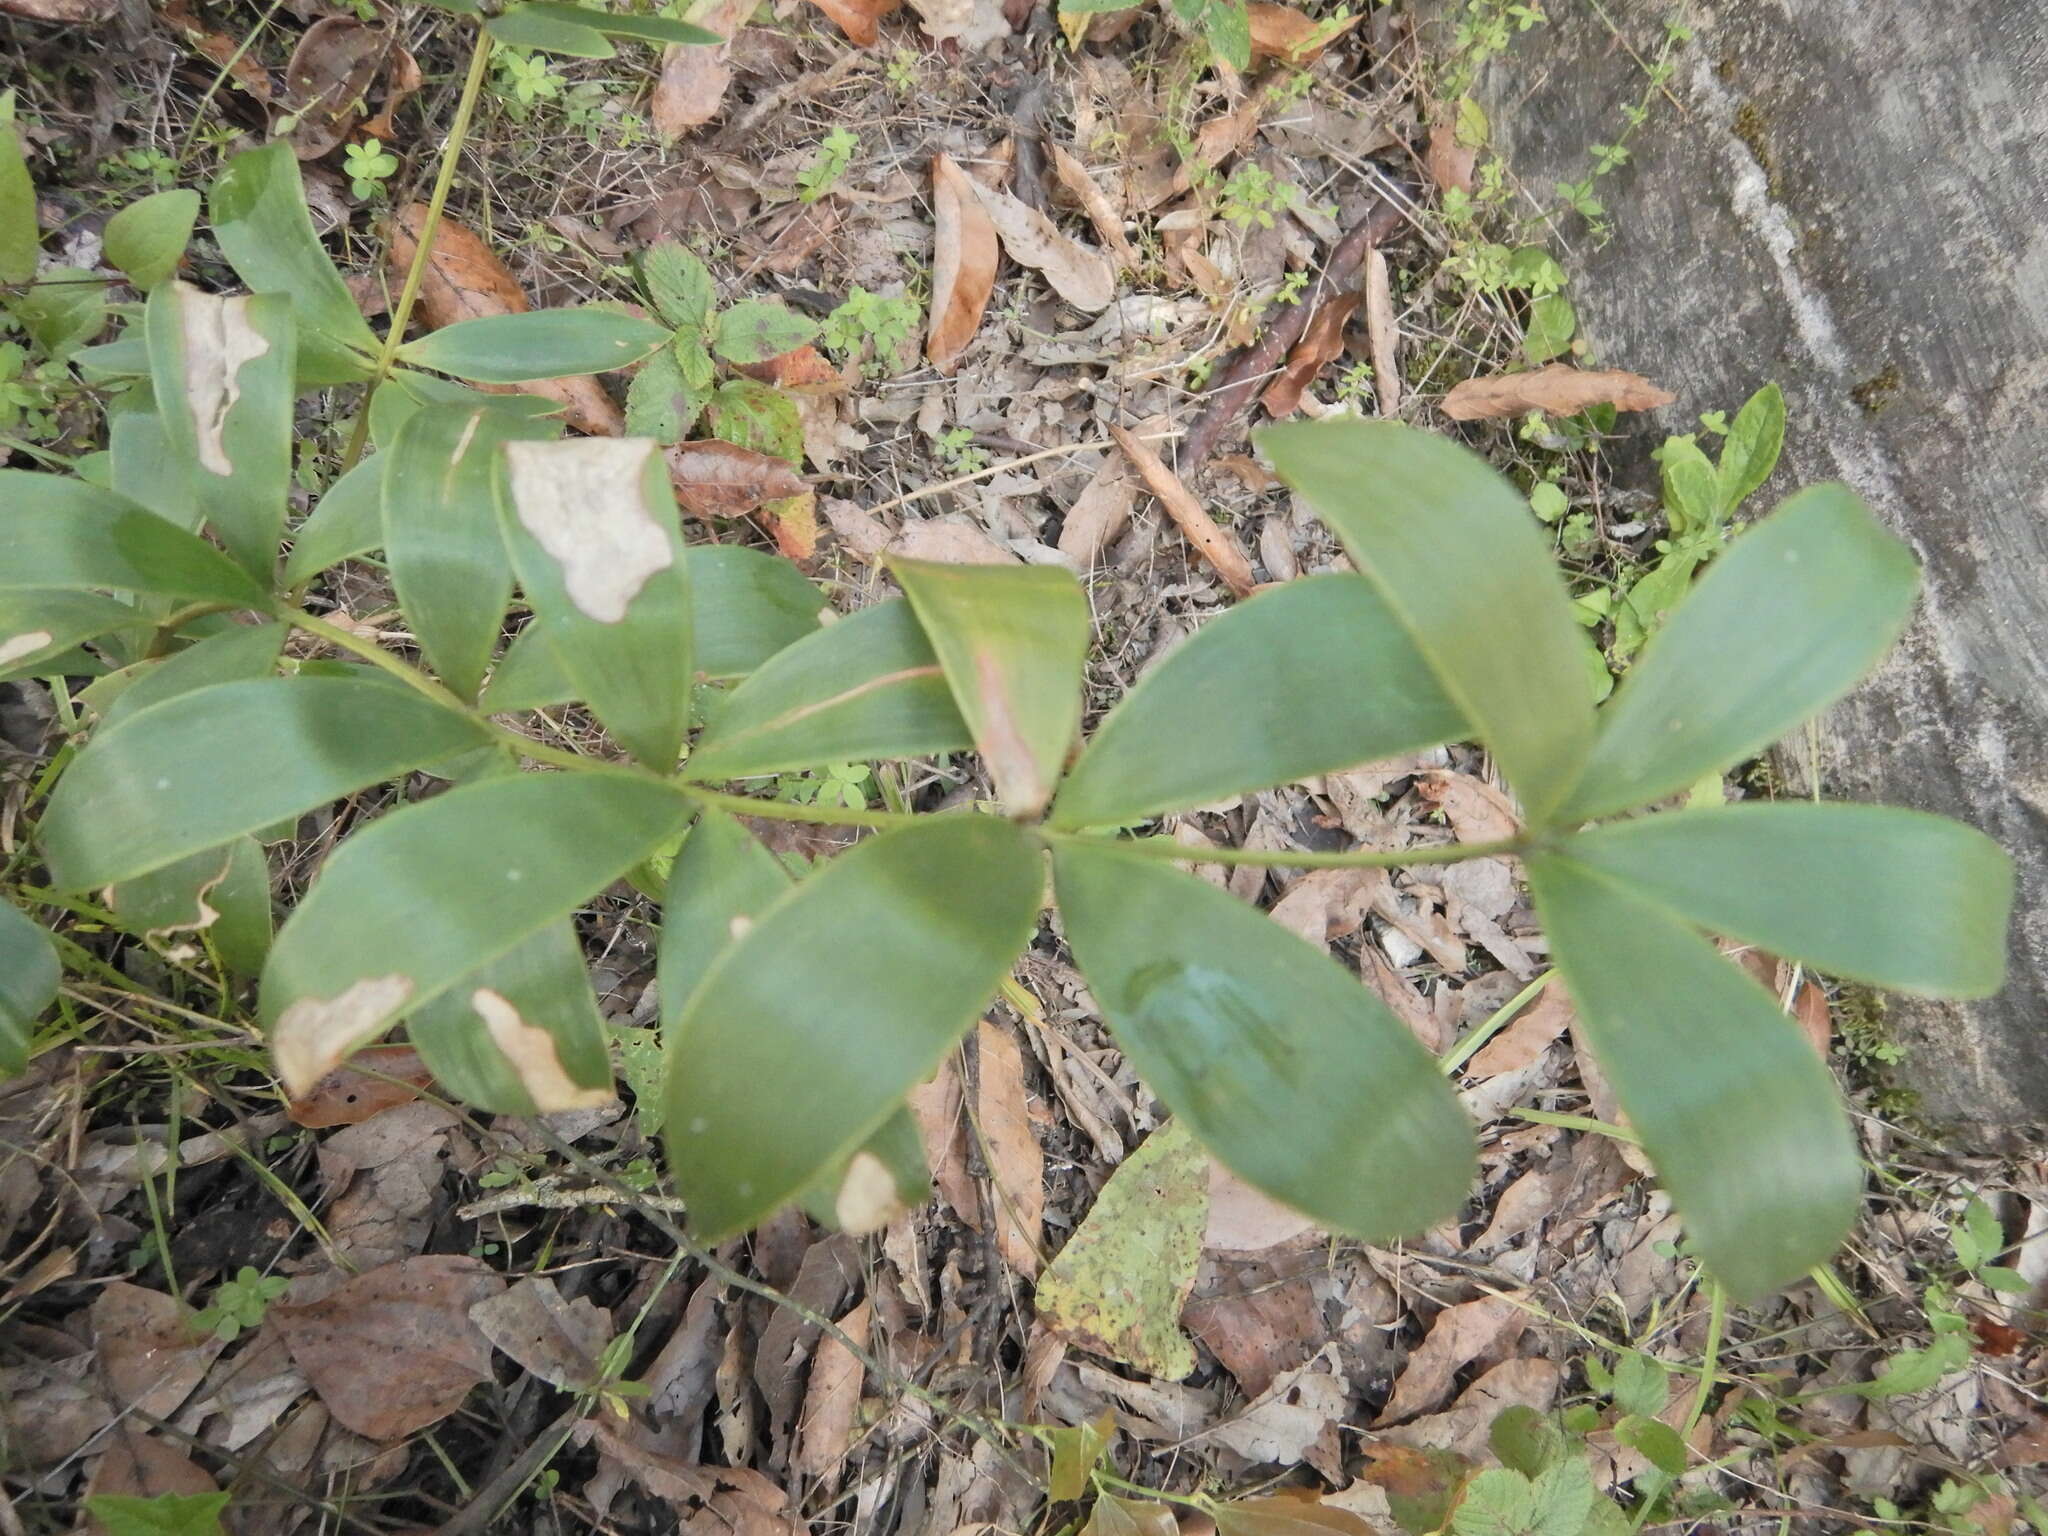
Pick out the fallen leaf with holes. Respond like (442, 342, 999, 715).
(1441, 364, 1675, 421)
(159, 0, 271, 98)
(271, 1255, 503, 1440)
(651, 0, 755, 137)
(388, 206, 623, 435)
(1247, 3, 1360, 64)
(287, 1044, 436, 1127)
(1375, 1292, 1528, 1424)
(1109, 424, 1256, 597)
(803, 0, 899, 45)
(794, 1299, 870, 1481)
(977, 1019, 1044, 1277)
(1036, 1118, 1207, 1379)
(666, 440, 810, 520)
(91, 1281, 223, 1419)
(927, 154, 999, 374)
(470, 1276, 613, 1392)
(281, 17, 390, 159)
(970, 178, 1117, 313)
(1263, 291, 1361, 418)
(1050, 143, 1139, 271)
(83, 1426, 218, 1506)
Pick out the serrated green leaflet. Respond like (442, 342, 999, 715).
(1052, 838, 1476, 1241)
(0, 474, 268, 606)
(208, 143, 376, 384)
(497, 438, 693, 766)
(711, 299, 819, 364)
(685, 599, 970, 781)
(409, 920, 613, 1114)
(1557, 483, 1919, 822)
(890, 557, 1088, 817)
(0, 591, 149, 682)
(1051, 573, 1465, 829)
(103, 189, 200, 292)
(1566, 803, 2012, 998)
(665, 815, 1039, 1240)
(146, 283, 295, 578)
(0, 898, 56, 1077)
(385, 404, 561, 700)
(1528, 851, 1862, 1298)
(39, 678, 491, 889)
(397, 310, 667, 383)
(1034, 1117, 1206, 1379)
(1261, 418, 1593, 824)
(263, 770, 689, 1095)
(641, 241, 715, 332)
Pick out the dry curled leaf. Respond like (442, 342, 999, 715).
(651, 0, 755, 137)
(927, 154, 999, 374)
(90, 1282, 220, 1419)
(388, 206, 623, 436)
(281, 17, 390, 160)
(272, 1255, 503, 1441)
(666, 440, 810, 520)
(160, 0, 272, 100)
(1263, 290, 1360, 418)
(794, 1299, 870, 1481)
(359, 44, 422, 142)
(1425, 118, 1477, 197)
(736, 344, 846, 392)
(976, 1020, 1043, 1277)
(1108, 424, 1256, 597)
(1049, 143, 1139, 272)
(287, 1043, 436, 1128)
(802, 0, 899, 46)
(470, 1276, 613, 1392)
(1441, 364, 1676, 421)
(970, 178, 1117, 313)
(1056, 450, 1139, 568)
(1375, 1292, 1528, 1425)
(1246, 2, 1360, 64)
(1364, 247, 1399, 416)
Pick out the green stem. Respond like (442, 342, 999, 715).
(1683, 1281, 1727, 1438)
(675, 783, 926, 832)
(1440, 969, 1553, 1076)
(1045, 828, 1526, 870)
(337, 28, 495, 475)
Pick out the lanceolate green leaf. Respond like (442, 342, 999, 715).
(1557, 484, 1920, 823)
(39, 678, 492, 889)
(1051, 839, 1476, 1242)
(0, 897, 56, 1077)
(408, 920, 614, 1115)
(385, 404, 561, 699)
(110, 835, 272, 979)
(0, 591, 148, 682)
(483, 5, 617, 54)
(208, 142, 376, 384)
(1527, 851, 1862, 1298)
(516, 0, 721, 44)
(890, 557, 1088, 817)
(282, 454, 385, 585)
(98, 622, 285, 730)
(1260, 418, 1594, 824)
(103, 189, 200, 292)
(397, 310, 668, 384)
(665, 815, 1040, 1240)
(481, 547, 829, 712)
(657, 809, 791, 1035)
(497, 438, 694, 766)
(263, 770, 689, 1095)
(1564, 803, 2013, 998)
(685, 599, 971, 782)
(0, 474, 268, 606)
(146, 282, 296, 578)
(1717, 382, 1785, 515)
(109, 401, 201, 533)
(0, 113, 37, 288)
(1051, 574, 1466, 829)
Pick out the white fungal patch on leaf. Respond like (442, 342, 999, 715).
(835, 1150, 906, 1235)
(504, 438, 675, 624)
(175, 283, 271, 477)
(471, 987, 614, 1111)
(273, 974, 414, 1097)
(0, 631, 54, 667)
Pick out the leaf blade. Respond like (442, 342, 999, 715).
(0, 474, 268, 606)
(397, 309, 668, 384)
(0, 898, 57, 1077)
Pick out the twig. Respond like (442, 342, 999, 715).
(1177, 187, 1412, 470)
(459, 1175, 688, 1221)
(1109, 423, 1257, 598)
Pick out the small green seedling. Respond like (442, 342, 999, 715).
(821, 284, 921, 378)
(795, 126, 859, 203)
(342, 137, 399, 201)
(195, 1265, 290, 1342)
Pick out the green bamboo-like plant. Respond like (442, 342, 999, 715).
(0, 136, 2012, 1303)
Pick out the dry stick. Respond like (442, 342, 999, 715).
(1110, 422, 1257, 598)
(1176, 187, 1412, 471)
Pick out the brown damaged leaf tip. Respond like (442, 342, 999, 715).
(1440, 363, 1676, 421)
(927, 154, 999, 374)
(1109, 424, 1257, 598)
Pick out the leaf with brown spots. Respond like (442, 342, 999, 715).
(1262, 290, 1360, 418)
(666, 440, 810, 520)
(927, 154, 999, 375)
(271, 1255, 504, 1440)
(286, 1043, 436, 1127)
(1440, 364, 1675, 421)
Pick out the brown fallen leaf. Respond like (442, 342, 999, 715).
(1056, 449, 1139, 568)
(1466, 981, 1575, 1079)
(760, 490, 821, 562)
(388, 207, 624, 436)
(651, 0, 755, 138)
(1425, 117, 1477, 197)
(1440, 364, 1676, 422)
(666, 440, 810, 520)
(1364, 247, 1400, 416)
(976, 1020, 1043, 1277)
(1263, 290, 1361, 418)
(271, 1255, 504, 1441)
(1109, 424, 1256, 598)
(159, 0, 272, 100)
(909, 1056, 977, 1225)
(287, 1043, 435, 1128)
(83, 1427, 217, 1509)
(887, 517, 1018, 565)
(927, 154, 1000, 374)
(802, 0, 899, 46)
(358, 43, 422, 143)
(90, 1281, 221, 1420)
(3, 0, 112, 20)
(1185, 1252, 1324, 1396)
(970, 178, 1117, 313)
(794, 1299, 870, 1482)
(1190, 1344, 1348, 1476)
(1375, 1293, 1528, 1425)
(1049, 143, 1140, 272)
(470, 1276, 613, 1392)
(1205, 1162, 1318, 1255)
(1217, 1490, 1378, 1534)
(1374, 1357, 1564, 1461)
(1247, 2, 1360, 64)
(754, 1235, 858, 1471)
(281, 17, 390, 160)
(735, 344, 846, 392)
(1413, 769, 1521, 842)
